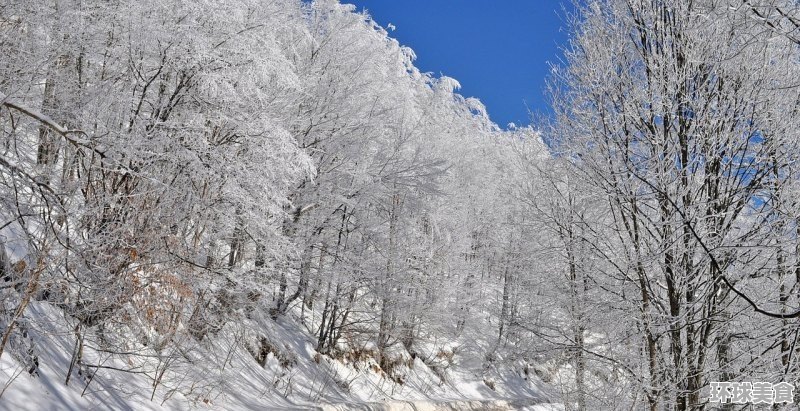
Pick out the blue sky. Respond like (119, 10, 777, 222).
(345, 1, 576, 128)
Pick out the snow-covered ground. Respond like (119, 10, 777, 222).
(1, 301, 561, 410)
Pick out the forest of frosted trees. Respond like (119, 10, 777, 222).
(1, 0, 799, 410)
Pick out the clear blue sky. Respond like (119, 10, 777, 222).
(345, 1, 576, 128)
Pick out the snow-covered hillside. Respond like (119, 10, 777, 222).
(1, 301, 559, 410)
(1, 0, 567, 409)
(3, 0, 800, 409)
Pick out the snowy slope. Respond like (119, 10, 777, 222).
(0, 301, 560, 410)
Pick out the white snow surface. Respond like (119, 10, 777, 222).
(0, 302, 561, 410)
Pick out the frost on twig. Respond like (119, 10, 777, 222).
(0, 91, 106, 158)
